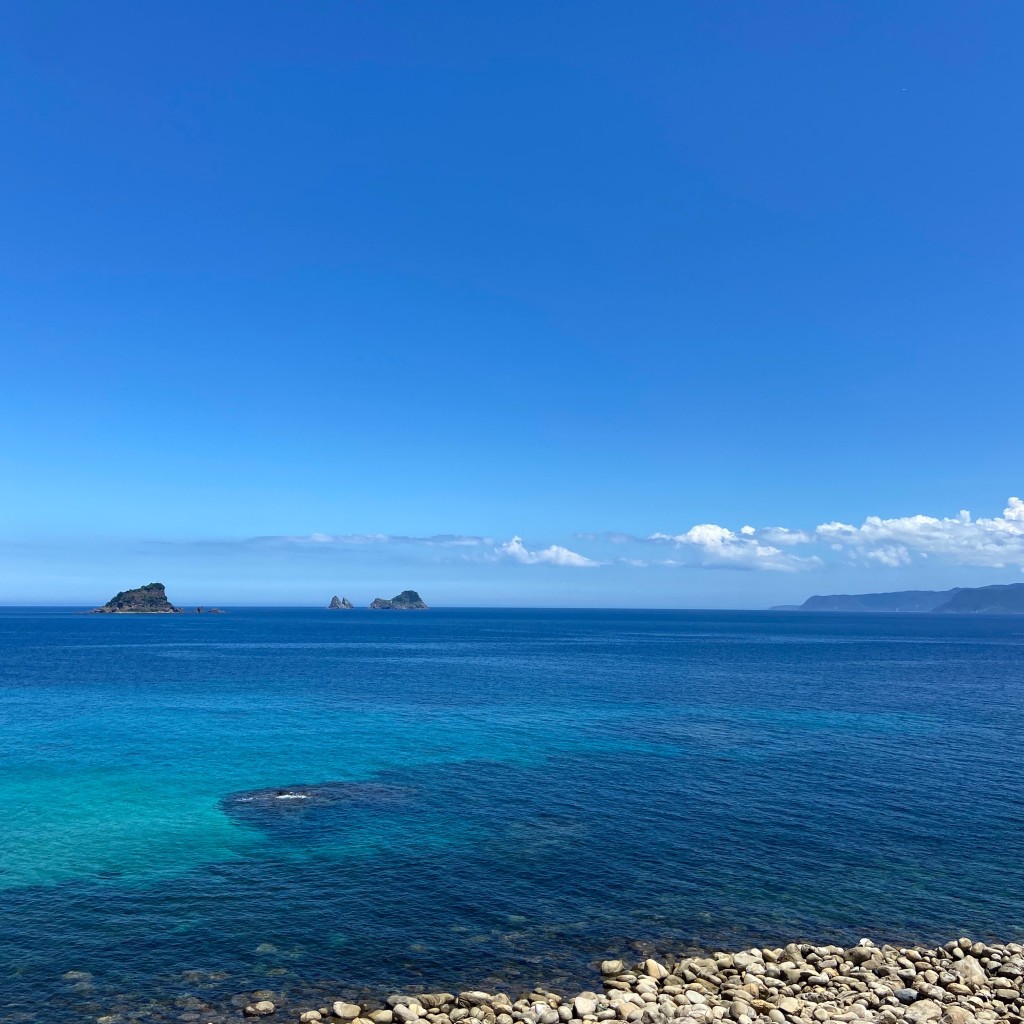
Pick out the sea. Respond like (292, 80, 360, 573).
(1, 608, 1023, 1023)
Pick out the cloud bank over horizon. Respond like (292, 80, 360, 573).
(5, 496, 1024, 607)
(165, 495, 1024, 575)
(634, 496, 1024, 572)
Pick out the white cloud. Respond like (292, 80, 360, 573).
(496, 536, 600, 567)
(157, 495, 1024, 576)
(816, 497, 1024, 569)
(863, 545, 912, 567)
(758, 526, 814, 546)
(252, 533, 493, 547)
(648, 524, 822, 572)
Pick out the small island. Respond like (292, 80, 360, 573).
(369, 590, 428, 610)
(91, 583, 183, 614)
(328, 596, 354, 610)
(90, 583, 223, 614)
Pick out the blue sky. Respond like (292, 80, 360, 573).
(1, 2, 1022, 606)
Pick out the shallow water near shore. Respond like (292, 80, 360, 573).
(1, 607, 1023, 1022)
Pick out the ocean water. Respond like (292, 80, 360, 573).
(1, 608, 1023, 1023)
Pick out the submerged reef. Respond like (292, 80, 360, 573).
(220, 781, 413, 834)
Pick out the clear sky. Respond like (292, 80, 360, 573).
(1, 2, 1022, 607)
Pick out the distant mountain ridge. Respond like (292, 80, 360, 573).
(777, 582, 1024, 613)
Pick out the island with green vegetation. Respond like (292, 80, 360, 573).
(90, 583, 223, 614)
(91, 583, 183, 614)
(369, 590, 428, 610)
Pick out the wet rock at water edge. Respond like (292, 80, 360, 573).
(244, 999, 276, 1016)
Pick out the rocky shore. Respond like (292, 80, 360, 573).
(218, 938, 1024, 1024)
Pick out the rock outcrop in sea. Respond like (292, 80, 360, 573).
(91, 583, 183, 614)
(328, 596, 354, 610)
(233, 937, 1024, 1024)
(370, 590, 428, 610)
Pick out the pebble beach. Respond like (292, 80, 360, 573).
(88, 937, 1022, 1024)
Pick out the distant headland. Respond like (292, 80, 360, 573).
(775, 581, 1024, 614)
(90, 583, 223, 614)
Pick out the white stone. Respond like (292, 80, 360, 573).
(573, 999, 598, 1019)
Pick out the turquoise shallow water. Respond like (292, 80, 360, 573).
(1, 608, 1023, 1022)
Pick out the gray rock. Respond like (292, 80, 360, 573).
(459, 994, 495, 1009)
(245, 1002, 276, 1018)
(573, 997, 598, 1018)
(643, 960, 669, 981)
(848, 947, 878, 966)
(728, 1000, 747, 1021)
(904, 1000, 943, 1023)
(334, 1004, 363, 1021)
(940, 1008, 978, 1024)
(419, 996, 457, 1011)
(952, 957, 987, 988)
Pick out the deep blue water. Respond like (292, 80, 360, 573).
(1, 608, 1023, 1023)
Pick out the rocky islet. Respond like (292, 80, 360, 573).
(88, 583, 429, 614)
(369, 591, 428, 610)
(90, 583, 223, 614)
(90, 583, 183, 614)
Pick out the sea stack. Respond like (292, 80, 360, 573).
(328, 596, 354, 610)
(369, 590, 428, 610)
(91, 583, 183, 614)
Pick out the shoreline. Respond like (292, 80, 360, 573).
(85, 937, 1023, 1024)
